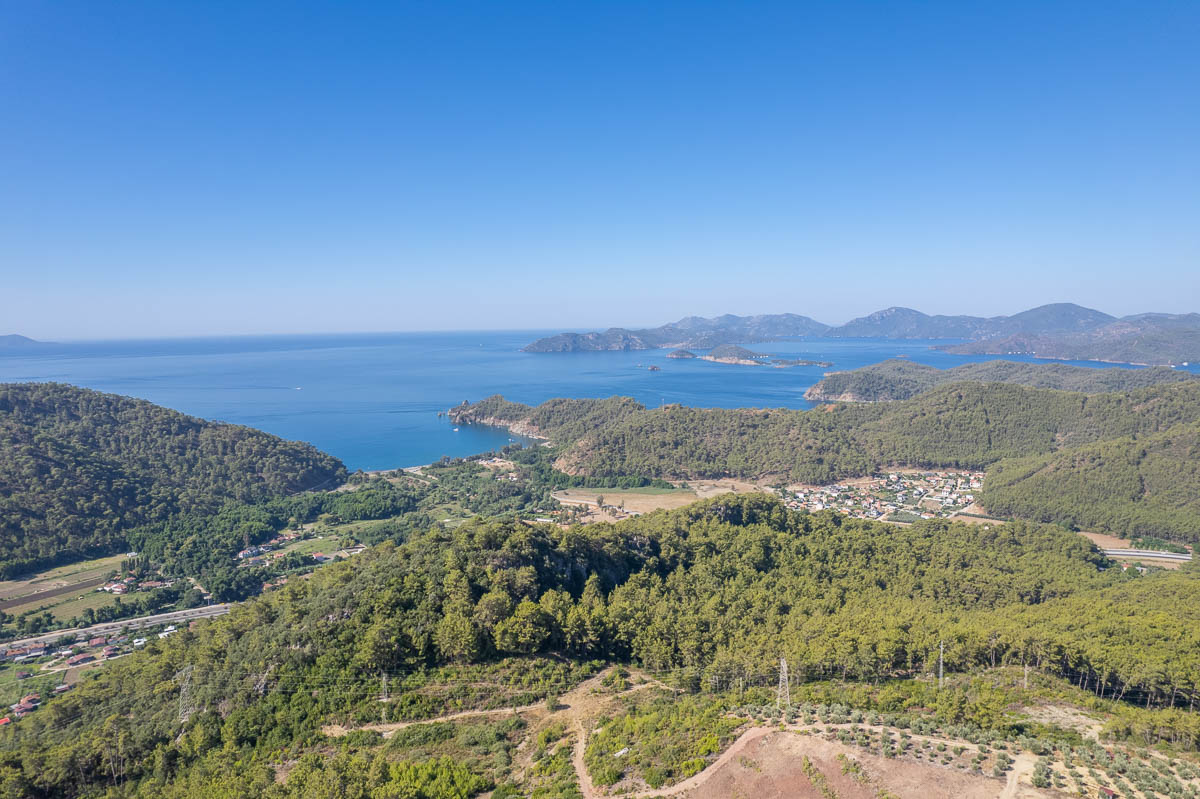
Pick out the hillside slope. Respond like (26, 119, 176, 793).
(3, 494, 1199, 797)
(455, 382, 1200, 483)
(980, 421, 1200, 539)
(804, 359, 1198, 402)
(0, 383, 347, 575)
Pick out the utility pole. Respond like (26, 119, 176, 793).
(938, 640, 944, 690)
(777, 657, 791, 710)
(175, 664, 195, 724)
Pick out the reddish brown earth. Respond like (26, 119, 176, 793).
(680, 732, 1055, 799)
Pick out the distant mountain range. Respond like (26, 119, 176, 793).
(938, 313, 1200, 365)
(523, 303, 1200, 365)
(524, 313, 828, 352)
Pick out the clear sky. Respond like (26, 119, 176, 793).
(3, 1, 1198, 339)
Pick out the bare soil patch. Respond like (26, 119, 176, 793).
(689, 480, 769, 498)
(1018, 704, 1103, 741)
(1079, 531, 1132, 549)
(554, 489, 700, 516)
(682, 732, 1052, 799)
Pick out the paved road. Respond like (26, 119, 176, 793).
(1, 604, 232, 650)
(1102, 548, 1192, 562)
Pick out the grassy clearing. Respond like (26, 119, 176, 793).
(3, 585, 121, 620)
(584, 690, 743, 789)
(377, 658, 602, 725)
(43, 590, 122, 622)
(0, 554, 125, 602)
(278, 537, 334, 557)
(0, 662, 66, 708)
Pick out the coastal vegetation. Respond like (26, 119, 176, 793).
(4, 493, 1200, 797)
(454, 382, 1200, 482)
(0, 383, 347, 578)
(454, 381, 1200, 542)
(805, 359, 1198, 402)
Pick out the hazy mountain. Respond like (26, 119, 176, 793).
(0, 334, 50, 348)
(941, 313, 1200, 365)
(522, 313, 829, 352)
(523, 303, 1196, 363)
(827, 303, 1115, 339)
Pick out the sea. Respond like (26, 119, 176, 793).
(3, 331, 1196, 472)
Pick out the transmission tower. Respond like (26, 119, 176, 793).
(776, 657, 791, 710)
(175, 664, 195, 724)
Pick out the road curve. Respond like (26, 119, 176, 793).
(1102, 548, 1191, 562)
(1, 604, 232, 649)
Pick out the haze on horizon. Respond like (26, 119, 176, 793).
(3, 1, 1199, 340)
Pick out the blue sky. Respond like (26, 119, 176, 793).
(2, 1, 1198, 339)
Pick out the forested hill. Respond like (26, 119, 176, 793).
(980, 421, 1200, 539)
(454, 382, 1200, 483)
(804, 359, 1199, 402)
(454, 382, 1200, 541)
(4, 494, 1200, 797)
(0, 383, 347, 575)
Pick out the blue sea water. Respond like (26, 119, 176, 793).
(2, 331, 1196, 471)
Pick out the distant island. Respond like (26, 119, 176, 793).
(701, 344, 770, 365)
(522, 303, 1200, 365)
(666, 349, 696, 359)
(523, 313, 827, 352)
(805, 358, 1200, 402)
(700, 345, 832, 368)
(0, 334, 50, 349)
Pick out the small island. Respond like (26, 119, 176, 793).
(701, 345, 770, 365)
(666, 349, 696, 359)
(701, 345, 833, 368)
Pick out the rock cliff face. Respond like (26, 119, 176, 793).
(447, 405, 545, 438)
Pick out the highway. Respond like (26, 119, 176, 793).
(1, 604, 232, 650)
(1102, 548, 1192, 562)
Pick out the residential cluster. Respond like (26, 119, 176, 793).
(97, 574, 177, 596)
(0, 622, 185, 725)
(782, 471, 986, 523)
(235, 530, 303, 562)
(236, 532, 366, 568)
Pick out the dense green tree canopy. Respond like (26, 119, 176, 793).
(5, 494, 1199, 797)
(0, 383, 347, 576)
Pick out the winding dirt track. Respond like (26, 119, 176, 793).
(323, 669, 1043, 799)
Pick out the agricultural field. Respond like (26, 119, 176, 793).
(553, 486, 701, 521)
(0, 554, 125, 620)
